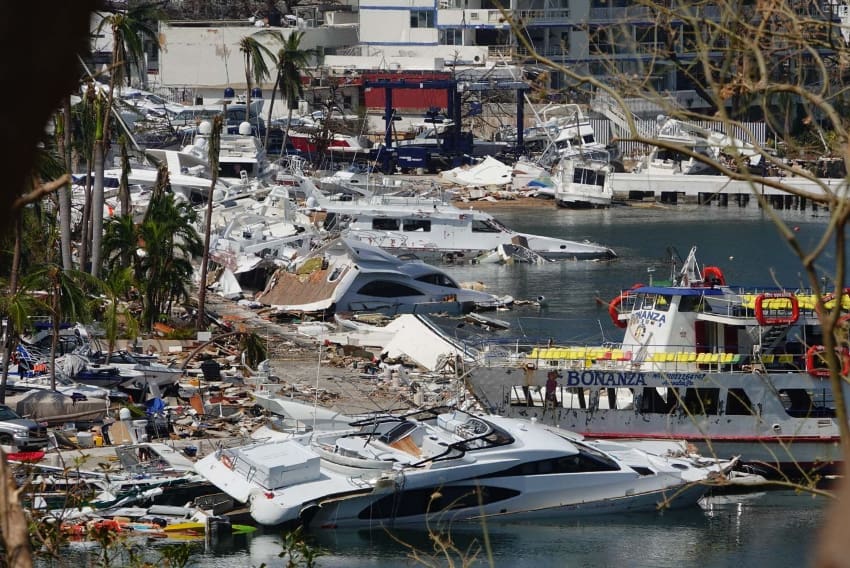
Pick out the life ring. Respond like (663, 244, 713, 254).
(817, 288, 850, 315)
(805, 345, 850, 377)
(608, 284, 643, 329)
(754, 292, 799, 325)
(220, 453, 234, 470)
(703, 266, 726, 286)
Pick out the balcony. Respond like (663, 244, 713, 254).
(439, 8, 570, 27)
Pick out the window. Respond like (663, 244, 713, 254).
(683, 387, 719, 415)
(725, 388, 754, 416)
(471, 219, 501, 233)
(357, 281, 423, 298)
(372, 218, 400, 230)
(779, 389, 835, 418)
(440, 29, 462, 46)
(639, 387, 677, 413)
(416, 273, 457, 287)
(410, 10, 435, 28)
(403, 219, 431, 232)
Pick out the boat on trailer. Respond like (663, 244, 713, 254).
(465, 246, 850, 478)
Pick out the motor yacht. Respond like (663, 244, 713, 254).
(195, 406, 731, 527)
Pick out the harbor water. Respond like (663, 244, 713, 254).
(52, 202, 838, 567)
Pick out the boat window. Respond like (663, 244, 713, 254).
(597, 387, 633, 410)
(482, 444, 620, 477)
(356, 281, 424, 298)
(778, 388, 836, 418)
(641, 294, 671, 312)
(471, 219, 502, 233)
(403, 219, 431, 232)
(372, 218, 400, 230)
(679, 295, 707, 313)
(725, 388, 754, 415)
(357, 486, 521, 520)
(683, 387, 719, 415)
(415, 273, 458, 288)
(639, 387, 678, 413)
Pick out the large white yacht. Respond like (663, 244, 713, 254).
(298, 175, 617, 262)
(195, 406, 731, 527)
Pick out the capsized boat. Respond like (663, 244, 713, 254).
(195, 406, 732, 528)
(465, 245, 850, 478)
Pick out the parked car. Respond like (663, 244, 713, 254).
(0, 405, 48, 451)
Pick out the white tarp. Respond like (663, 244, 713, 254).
(440, 156, 512, 187)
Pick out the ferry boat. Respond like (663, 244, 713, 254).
(465, 246, 850, 478)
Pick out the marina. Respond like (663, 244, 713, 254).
(10, 3, 850, 566)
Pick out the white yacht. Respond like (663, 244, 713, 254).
(257, 237, 508, 316)
(195, 406, 732, 527)
(299, 175, 617, 262)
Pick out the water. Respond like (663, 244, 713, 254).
(81, 490, 824, 568)
(441, 203, 842, 343)
(52, 203, 839, 567)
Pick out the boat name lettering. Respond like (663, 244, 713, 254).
(634, 310, 667, 325)
(564, 370, 647, 386)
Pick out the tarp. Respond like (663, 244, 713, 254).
(440, 156, 512, 187)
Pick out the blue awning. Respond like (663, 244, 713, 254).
(631, 286, 724, 296)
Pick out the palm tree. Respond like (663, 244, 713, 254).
(197, 116, 223, 330)
(90, 4, 163, 279)
(90, 90, 107, 279)
(137, 190, 203, 330)
(101, 266, 139, 364)
(96, 3, 162, 89)
(263, 31, 313, 152)
(238, 34, 275, 134)
(102, 213, 140, 275)
(55, 98, 74, 272)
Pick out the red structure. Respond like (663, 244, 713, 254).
(362, 71, 453, 111)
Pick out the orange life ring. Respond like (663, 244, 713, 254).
(703, 266, 726, 286)
(754, 292, 799, 326)
(220, 453, 234, 469)
(608, 284, 642, 329)
(805, 345, 850, 377)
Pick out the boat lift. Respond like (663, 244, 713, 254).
(365, 78, 530, 173)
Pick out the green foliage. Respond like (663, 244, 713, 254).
(271, 526, 324, 568)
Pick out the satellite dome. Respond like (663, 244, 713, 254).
(198, 120, 213, 135)
(238, 121, 252, 136)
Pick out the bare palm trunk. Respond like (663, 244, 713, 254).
(197, 118, 222, 330)
(281, 106, 294, 158)
(91, 140, 105, 278)
(0, 446, 34, 567)
(58, 98, 74, 271)
(264, 70, 281, 149)
(79, 160, 93, 271)
(245, 67, 252, 133)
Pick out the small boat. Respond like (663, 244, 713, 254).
(195, 405, 733, 528)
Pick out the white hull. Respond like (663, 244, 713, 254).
(610, 171, 845, 198)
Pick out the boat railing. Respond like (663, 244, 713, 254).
(468, 339, 804, 375)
